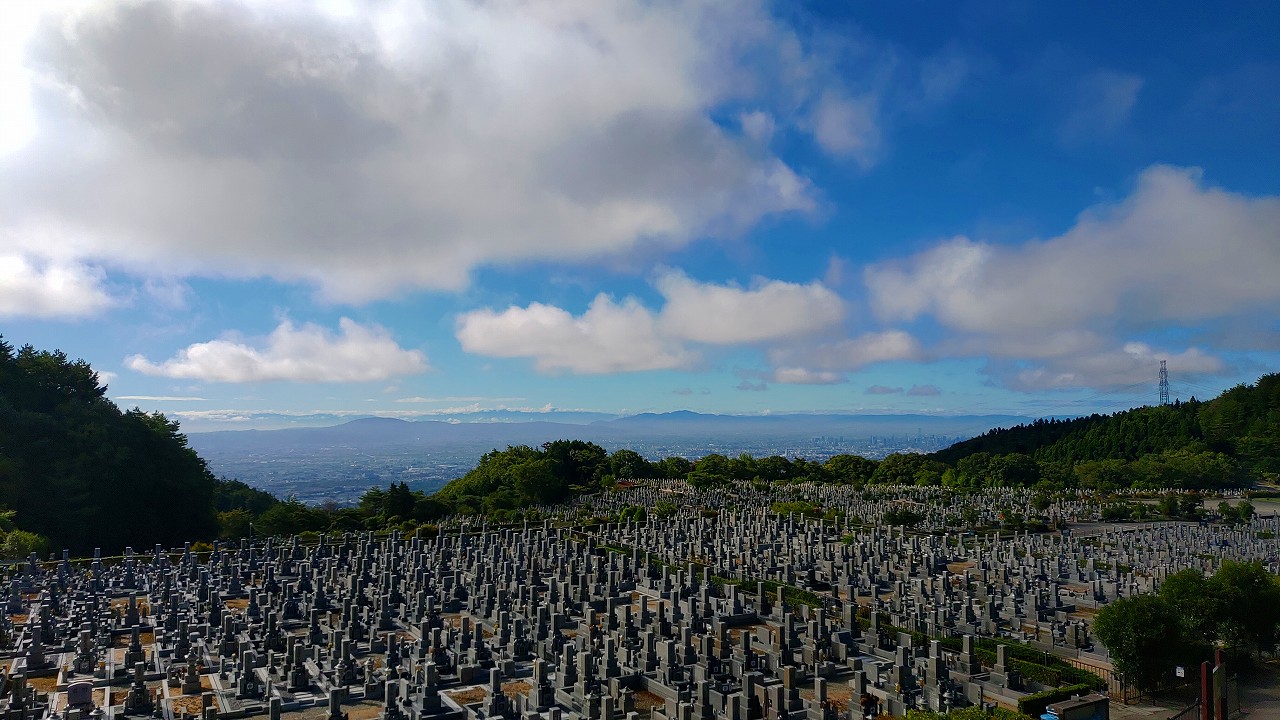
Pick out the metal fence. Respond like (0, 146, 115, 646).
(1051, 654, 1135, 703)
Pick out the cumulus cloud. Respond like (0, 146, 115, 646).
(126, 318, 427, 382)
(0, 254, 114, 318)
(455, 295, 693, 374)
(768, 330, 923, 373)
(655, 271, 845, 344)
(1001, 342, 1224, 392)
(456, 272, 845, 374)
(865, 385, 903, 395)
(906, 384, 941, 396)
(0, 0, 842, 302)
(722, 330, 921, 388)
(859, 165, 1280, 390)
(771, 368, 844, 385)
(809, 90, 881, 166)
(867, 166, 1280, 335)
(739, 111, 776, 144)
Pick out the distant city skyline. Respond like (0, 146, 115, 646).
(2, 1, 1277, 430)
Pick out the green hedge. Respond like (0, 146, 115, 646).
(944, 708, 1034, 720)
(1017, 684, 1094, 718)
(851, 620, 1103, 693)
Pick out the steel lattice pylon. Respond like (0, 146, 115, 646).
(1159, 360, 1170, 406)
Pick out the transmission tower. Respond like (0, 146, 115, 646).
(1159, 360, 1170, 406)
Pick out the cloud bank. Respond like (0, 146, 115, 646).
(457, 272, 846, 374)
(127, 318, 427, 382)
(0, 0, 860, 302)
(0, 254, 114, 318)
(862, 165, 1278, 389)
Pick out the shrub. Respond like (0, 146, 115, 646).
(0, 530, 50, 561)
(1017, 684, 1094, 718)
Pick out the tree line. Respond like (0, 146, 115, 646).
(1094, 561, 1280, 693)
(3, 336, 1275, 553)
(0, 339, 218, 556)
(933, 373, 1279, 481)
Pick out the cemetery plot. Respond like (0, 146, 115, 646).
(0, 482, 1273, 720)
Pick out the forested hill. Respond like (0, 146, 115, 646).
(0, 339, 219, 554)
(932, 373, 1280, 476)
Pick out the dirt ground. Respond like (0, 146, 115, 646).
(280, 700, 382, 720)
(633, 691, 665, 711)
(113, 631, 155, 647)
(799, 684, 852, 713)
(501, 680, 531, 699)
(168, 694, 209, 716)
(446, 687, 486, 705)
(25, 675, 58, 693)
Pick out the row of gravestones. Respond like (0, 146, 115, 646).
(0, 483, 1274, 720)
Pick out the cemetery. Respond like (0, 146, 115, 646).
(0, 481, 1275, 720)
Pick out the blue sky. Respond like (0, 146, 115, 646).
(1, 1, 1277, 431)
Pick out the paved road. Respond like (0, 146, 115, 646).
(1107, 662, 1280, 720)
(1237, 661, 1280, 719)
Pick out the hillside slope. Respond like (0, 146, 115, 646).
(933, 373, 1279, 478)
(0, 339, 219, 553)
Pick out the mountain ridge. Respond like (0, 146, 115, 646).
(188, 411, 1035, 450)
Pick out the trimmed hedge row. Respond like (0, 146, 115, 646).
(852, 616, 1106, 693)
(1017, 684, 1094, 718)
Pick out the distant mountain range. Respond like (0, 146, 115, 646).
(185, 410, 1036, 501)
(189, 411, 1033, 452)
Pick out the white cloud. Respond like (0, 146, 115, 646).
(456, 272, 846, 374)
(168, 403, 604, 429)
(116, 395, 207, 401)
(140, 277, 192, 310)
(0, 254, 114, 318)
(655, 270, 845, 344)
(860, 165, 1280, 390)
(739, 110, 776, 143)
(943, 329, 1105, 362)
(769, 330, 923, 372)
(456, 295, 693, 374)
(750, 330, 922, 387)
(126, 318, 427, 382)
(867, 166, 1280, 335)
(809, 90, 880, 166)
(1, 0, 834, 302)
(771, 367, 844, 385)
(1003, 342, 1223, 392)
(0, 3, 40, 154)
